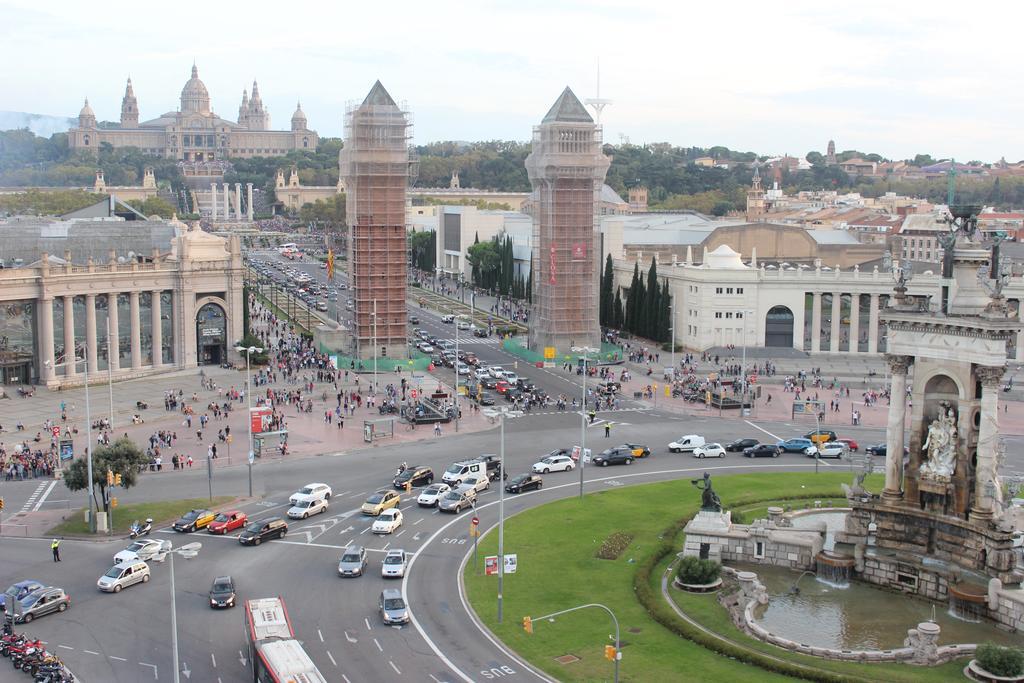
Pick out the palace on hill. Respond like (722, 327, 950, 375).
(67, 65, 318, 160)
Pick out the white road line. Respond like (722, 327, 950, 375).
(389, 660, 402, 674)
(20, 482, 46, 512)
(327, 650, 337, 667)
(110, 656, 127, 662)
(139, 661, 158, 679)
(395, 529, 406, 537)
(318, 629, 324, 642)
(745, 419, 783, 442)
(364, 617, 372, 631)
(360, 526, 370, 534)
(382, 542, 390, 551)
(413, 517, 424, 525)
(84, 649, 99, 655)
(342, 675, 352, 683)
(32, 480, 58, 512)
(58, 645, 74, 650)
(344, 631, 357, 643)
(211, 652, 217, 668)
(373, 638, 383, 652)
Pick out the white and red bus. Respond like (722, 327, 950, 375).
(244, 597, 326, 683)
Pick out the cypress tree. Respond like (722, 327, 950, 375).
(626, 262, 640, 333)
(661, 279, 672, 344)
(600, 253, 614, 327)
(645, 258, 659, 340)
(527, 254, 533, 303)
(613, 287, 624, 329)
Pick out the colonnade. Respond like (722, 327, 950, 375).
(209, 182, 254, 221)
(807, 291, 884, 354)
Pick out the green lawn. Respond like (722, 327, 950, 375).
(461, 472, 970, 682)
(48, 496, 234, 535)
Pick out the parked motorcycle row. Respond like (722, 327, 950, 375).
(1, 628, 75, 682)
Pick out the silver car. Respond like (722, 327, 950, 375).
(15, 587, 70, 623)
(338, 546, 368, 577)
(438, 487, 476, 514)
(114, 538, 171, 564)
(379, 589, 409, 624)
(381, 549, 408, 578)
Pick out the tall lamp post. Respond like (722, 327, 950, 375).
(46, 351, 94, 532)
(454, 314, 461, 432)
(571, 346, 598, 500)
(234, 344, 264, 497)
(741, 308, 753, 415)
(497, 407, 518, 623)
(167, 541, 202, 683)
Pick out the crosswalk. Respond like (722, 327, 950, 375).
(429, 337, 501, 346)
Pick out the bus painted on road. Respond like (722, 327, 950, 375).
(244, 597, 327, 683)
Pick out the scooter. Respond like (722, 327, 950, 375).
(0, 632, 25, 656)
(129, 518, 153, 539)
(3, 637, 40, 659)
(11, 644, 44, 669)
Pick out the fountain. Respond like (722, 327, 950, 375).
(948, 582, 987, 623)
(815, 551, 855, 588)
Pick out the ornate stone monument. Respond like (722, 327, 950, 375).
(841, 206, 1024, 607)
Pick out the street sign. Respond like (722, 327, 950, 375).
(543, 346, 556, 359)
(248, 450, 255, 465)
(51, 426, 61, 439)
(411, 389, 418, 399)
(471, 516, 479, 525)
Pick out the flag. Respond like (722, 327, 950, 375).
(327, 249, 335, 279)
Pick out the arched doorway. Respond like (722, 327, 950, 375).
(196, 302, 226, 365)
(765, 305, 795, 348)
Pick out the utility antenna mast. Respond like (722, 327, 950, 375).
(585, 59, 612, 123)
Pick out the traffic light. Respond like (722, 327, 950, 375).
(111, 497, 118, 508)
(604, 645, 617, 661)
(114, 473, 122, 487)
(106, 470, 114, 486)
(0, 497, 4, 511)
(522, 616, 533, 634)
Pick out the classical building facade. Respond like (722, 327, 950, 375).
(526, 87, 610, 352)
(67, 66, 318, 160)
(0, 216, 243, 388)
(339, 81, 412, 360)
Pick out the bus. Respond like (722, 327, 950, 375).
(244, 597, 327, 683)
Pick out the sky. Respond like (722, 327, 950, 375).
(2, 0, 1021, 162)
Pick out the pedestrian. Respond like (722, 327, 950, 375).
(51, 538, 61, 562)
(604, 422, 611, 438)
(434, 422, 442, 436)
(187, 455, 193, 468)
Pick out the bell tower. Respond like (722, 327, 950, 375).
(746, 167, 765, 221)
(120, 78, 139, 128)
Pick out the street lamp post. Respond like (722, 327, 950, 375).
(167, 541, 201, 683)
(234, 345, 264, 497)
(741, 309, 753, 415)
(497, 407, 517, 623)
(106, 316, 114, 431)
(571, 346, 598, 500)
(454, 315, 460, 432)
(46, 351, 94, 532)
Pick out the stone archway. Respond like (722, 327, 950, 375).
(196, 302, 226, 366)
(765, 305, 795, 348)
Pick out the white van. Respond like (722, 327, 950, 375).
(97, 560, 151, 593)
(442, 459, 485, 486)
(668, 435, 706, 453)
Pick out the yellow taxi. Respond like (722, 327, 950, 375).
(173, 508, 217, 533)
(361, 490, 401, 516)
(624, 443, 652, 458)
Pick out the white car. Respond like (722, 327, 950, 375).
(417, 483, 451, 507)
(668, 435, 706, 453)
(808, 442, 845, 459)
(487, 366, 505, 379)
(372, 508, 404, 534)
(290, 483, 332, 506)
(502, 372, 520, 385)
(456, 363, 471, 376)
(114, 538, 171, 564)
(692, 443, 725, 459)
(462, 475, 490, 495)
(381, 549, 408, 578)
(457, 320, 471, 331)
(418, 343, 434, 353)
(288, 497, 329, 519)
(532, 454, 575, 473)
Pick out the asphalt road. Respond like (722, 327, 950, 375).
(1, 250, 1018, 682)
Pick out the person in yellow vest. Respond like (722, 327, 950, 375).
(51, 538, 61, 562)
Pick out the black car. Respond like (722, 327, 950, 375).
(239, 518, 287, 546)
(743, 444, 780, 458)
(481, 377, 499, 390)
(473, 327, 489, 338)
(477, 454, 508, 481)
(476, 391, 496, 406)
(409, 315, 420, 324)
(865, 444, 908, 457)
(505, 388, 523, 402)
(505, 473, 543, 494)
(725, 438, 759, 452)
(592, 447, 634, 467)
(394, 466, 434, 488)
(209, 575, 236, 609)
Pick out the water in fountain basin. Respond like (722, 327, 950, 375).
(949, 596, 983, 623)
(815, 559, 851, 588)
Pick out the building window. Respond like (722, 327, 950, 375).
(736, 312, 743, 319)
(737, 288, 744, 294)
(725, 312, 733, 319)
(715, 287, 723, 294)
(715, 312, 723, 319)
(726, 288, 733, 294)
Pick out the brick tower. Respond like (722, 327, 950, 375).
(339, 81, 412, 359)
(526, 87, 610, 352)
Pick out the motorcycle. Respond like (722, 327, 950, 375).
(20, 650, 54, 675)
(3, 637, 40, 659)
(24, 653, 61, 677)
(129, 518, 153, 539)
(0, 632, 25, 656)
(11, 644, 44, 669)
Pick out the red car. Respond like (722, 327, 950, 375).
(207, 511, 247, 534)
(835, 438, 859, 452)
(495, 380, 510, 394)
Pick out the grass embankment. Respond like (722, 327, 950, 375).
(48, 496, 234, 535)
(463, 472, 968, 682)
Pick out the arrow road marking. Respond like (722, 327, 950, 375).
(238, 651, 247, 667)
(344, 631, 357, 643)
(182, 661, 191, 679)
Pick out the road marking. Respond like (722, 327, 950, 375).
(360, 526, 370, 534)
(413, 517, 424, 525)
(58, 645, 74, 650)
(110, 656, 127, 661)
(318, 629, 324, 642)
(327, 650, 337, 667)
(395, 529, 406, 537)
(382, 542, 390, 551)
(413, 532, 422, 542)
(139, 662, 158, 679)
(745, 419, 782, 441)
(342, 675, 352, 683)
(84, 649, 99, 655)
(211, 653, 217, 668)
(32, 480, 58, 512)
(364, 617, 372, 631)
(20, 482, 47, 512)
(238, 651, 247, 667)
(390, 660, 402, 674)
(344, 631, 357, 643)
(374, 638, 383, 652)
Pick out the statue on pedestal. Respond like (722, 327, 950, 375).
(692, 471, 722, 512)
(920, 404, 958, 482)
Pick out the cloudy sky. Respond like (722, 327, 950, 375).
(2, 0, 1020, 161)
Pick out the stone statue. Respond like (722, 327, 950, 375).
(920, 405, 958, 482)
(692, 471, 722, 512)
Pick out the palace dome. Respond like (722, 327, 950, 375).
(180, 65, 211, 114)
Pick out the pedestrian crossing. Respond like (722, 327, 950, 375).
(429, 337, 501, 346)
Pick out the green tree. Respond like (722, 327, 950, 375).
(625, 262, 641, 333)
(467, 240, 500, 289)
(613, 287, 624, 329)
(63, 437, 150, 515)
(127, 195, 177, 218)
(600, 253, 614, 327)
(298, 194, 346, 225)
(645, 259, 660, 340)
(408, 230, 436, 271)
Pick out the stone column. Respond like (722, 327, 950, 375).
(223, 183, 230, 219)
(234, 182, 242, 218)
(210, 183, 218, 220)
(85, 294, 98, 373)
(810, 292, 822, 352)
(1017, 330, 1024, 362)
(246, 183, 254, 221)
(867, 294, 880, 354)
(848, 294, 860, 354)
(129, 291, 142, 369)
(151, 291, 163, 367)
(108, 293, 120, 371)
(830, 293, 841, 352)
(39, 298, 56, 383)
(972, 365, 1005, 520)
(883, 354, 911, 500)
(63, 295, 77, 377)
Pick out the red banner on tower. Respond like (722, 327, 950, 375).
(571, 242, 586, 261)
(549, 245, 557, 284)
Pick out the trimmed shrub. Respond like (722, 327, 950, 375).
(977, 643, 1024, 677)
(676, 556, 721, 585)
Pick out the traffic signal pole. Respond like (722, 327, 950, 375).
(523, 602, 620, 682)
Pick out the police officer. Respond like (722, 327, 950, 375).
(51, 538, 61, 562)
